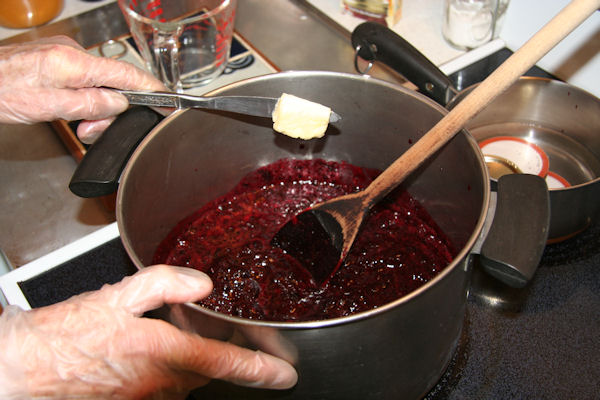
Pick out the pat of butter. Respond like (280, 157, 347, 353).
(272, 93, 332, 140)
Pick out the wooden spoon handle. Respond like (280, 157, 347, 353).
(364, 0, 600, 205)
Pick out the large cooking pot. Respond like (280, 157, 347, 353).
(82, 71, 549, 399)
(351, 21, 600, 242)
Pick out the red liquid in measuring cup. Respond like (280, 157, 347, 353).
(153, 159, 454, 321)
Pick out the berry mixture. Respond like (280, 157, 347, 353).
(153, 159, 455, 321)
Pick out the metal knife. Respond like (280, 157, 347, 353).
(114, 90, 341, 123)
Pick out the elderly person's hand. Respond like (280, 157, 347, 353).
(0, 35, 166, 143)
(0, 265, 298, 399)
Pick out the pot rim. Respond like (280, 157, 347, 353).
(117, 70, 491, 329)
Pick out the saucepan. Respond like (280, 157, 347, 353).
(351, 21, 600, 242)
(84, 70, 548, 399)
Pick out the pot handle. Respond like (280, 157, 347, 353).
(475, 173, 550, 288)
(69, 106, 163, 198)
(351, 21, 458, 106)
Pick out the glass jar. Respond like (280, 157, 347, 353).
(0, 0, 63, 29)
(442, 0, 499, 50)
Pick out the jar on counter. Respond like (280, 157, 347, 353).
(442, 0, 500, 50)
(0, 0, 63, 29)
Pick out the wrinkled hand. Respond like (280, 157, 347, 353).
(0, 265, 298, 399)
(0, 35, 166, 143)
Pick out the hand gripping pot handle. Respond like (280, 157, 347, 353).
(475, 174, 550, 288)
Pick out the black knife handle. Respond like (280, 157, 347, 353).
(69, 106, 163, 198)
(351, 21, 456, 106)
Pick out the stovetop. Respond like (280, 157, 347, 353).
(3, 46, 599, 399)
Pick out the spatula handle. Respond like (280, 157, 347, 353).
(364, 0, 600, 205)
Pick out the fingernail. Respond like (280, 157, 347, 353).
(79, 130, 100, 145)
(267, 358, 298, 390)
(77, 124, 103, 144)
(240, 352, 298, 390)
(106, 90, 130, 109)
(172, 266, 213, 289)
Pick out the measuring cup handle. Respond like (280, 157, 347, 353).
(153, 30, 182, 92)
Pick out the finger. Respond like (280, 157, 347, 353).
(238, 325, 298, 364)
(101, 265, 214, 316)
(77, 117, 115, 144)
(57, 87, 130, 121)
(198, 342, 299, 390)
(30, 35, 86, 51)
(84, 56, 168, 91)
(148, 323, 298, 390)
(0, 87, 129, 124)
(39, 44, 166, 91)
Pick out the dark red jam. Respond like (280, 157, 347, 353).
(153, 159, 454, 321)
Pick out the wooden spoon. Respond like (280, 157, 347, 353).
(272, 0, 600, 285)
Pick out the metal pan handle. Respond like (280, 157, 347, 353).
(351, 21, 458, 106)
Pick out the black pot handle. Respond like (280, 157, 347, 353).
(477, 174, 550, 288)
(351, 21, 458, 106)
(69, 106, 164, 198)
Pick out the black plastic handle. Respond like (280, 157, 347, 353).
(69, 106, 163, 198)
(351, 21, 457, 106)
(479, 174, 550, 288)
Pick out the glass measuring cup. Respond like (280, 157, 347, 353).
(118, 0, 237, 92)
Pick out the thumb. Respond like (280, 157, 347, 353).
(51, 87, 130, 122)
(161, 330, 299, 390)
(99, 265, 214, 316)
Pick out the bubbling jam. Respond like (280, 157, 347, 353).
(153, 159, 455, 321)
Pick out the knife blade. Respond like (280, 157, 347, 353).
(114, 90, 341, 123)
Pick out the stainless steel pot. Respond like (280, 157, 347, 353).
(452, 79, 600, 242)
(107, 71, 548, 398)
(351, 21, 600, 242)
